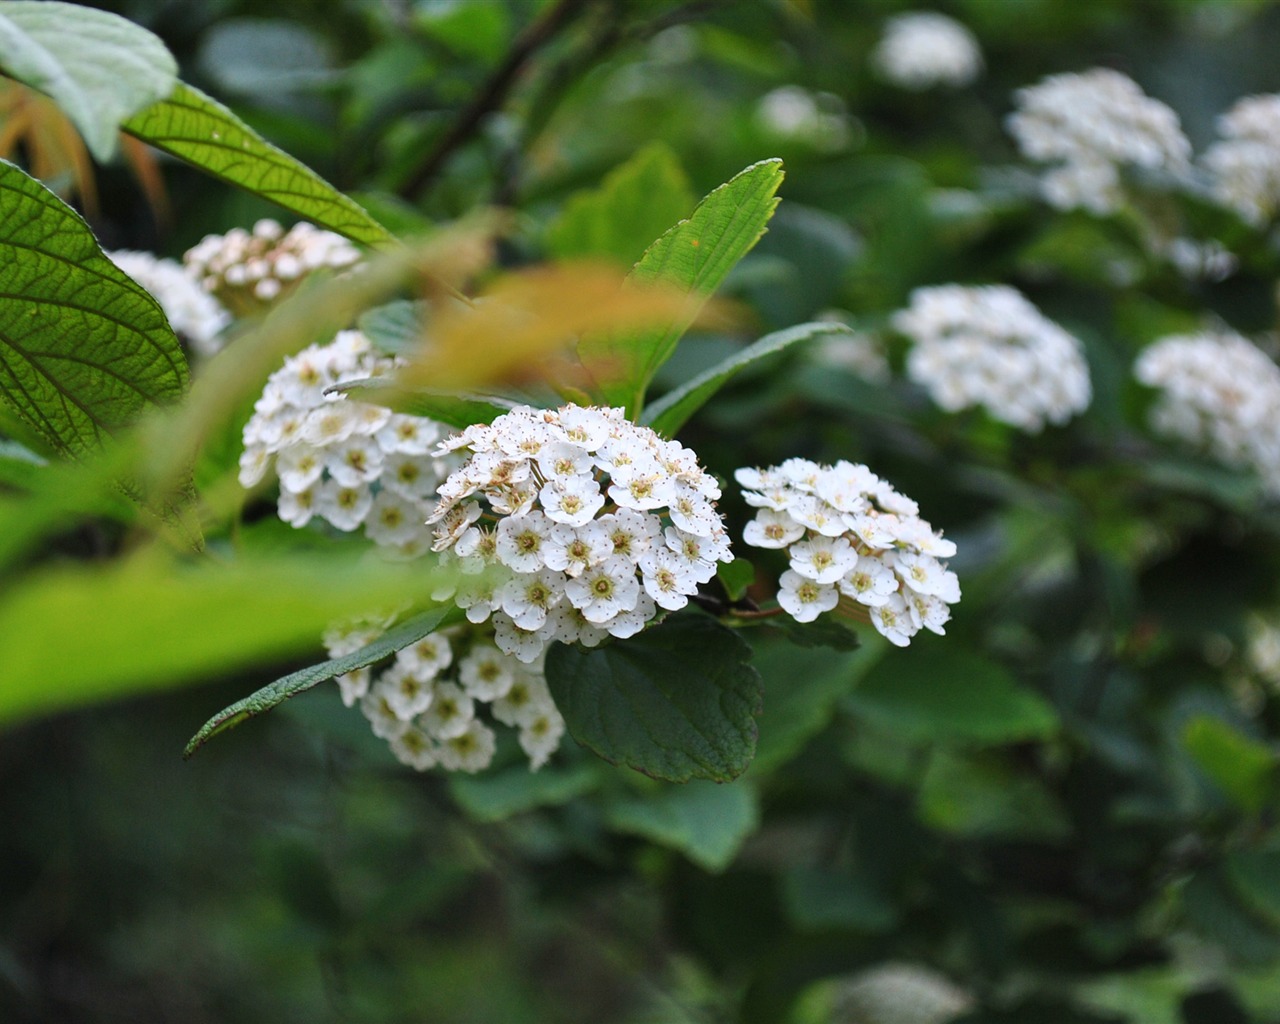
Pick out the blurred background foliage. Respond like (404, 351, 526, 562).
(6, 0, 1280, 1021)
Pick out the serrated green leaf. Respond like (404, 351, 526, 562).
(846, 647, 1058, 745)
(546, 614, 763, 782)
(578, 158, 784, 416)
(122, 83, 392, 248)
(643, 322, 852, 437)
(545, 141, 694, 268)
(0, 160, 187, 456)
(604, 779, 759, 872)
(1184, 715, 1276, 813)
(185, 605, 456, 757)
(334, 376, 520, 429)
(0, 551, 445, 729)
(449, 761, 600, 823)
(0, 1, 176, 161)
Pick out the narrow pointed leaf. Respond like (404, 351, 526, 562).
(578, 158, 784, 414)
(0, 1, 176, 161)
(643, 321, 851, 436)
(546, 614, 762, 782)
(122, 82, 393, 248)
(185, 605, 456, 757)
(0, 160, 186, 455)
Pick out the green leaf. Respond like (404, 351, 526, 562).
(1183, 867, 1280, 965)
(845, 647, 1058, 745)
(781, 866, 897, 933)
(767, 615, 861, 652)
(545, 614, 763, 782)
(643, 322, 852, 436)
(0, 551, 446, 729)
(749, 633, 879, 775)
(0, 160, 187, 455)
(578, 158, 785, 415)
(0, 437, 45, 489)
(450, 761, 600, 823)
(717, 557, 755, 602)
(1184, 715, 1276, 813)
(0, 0, 176, 161)
(185, 605, 456, 757)
(122, 83, 393, 248)
(918, 749, 1071, 840)
(359, 299, 428, 357)
(333, 376, 520, 429)
(545, 142, 694, 268)
(604, 779, 759, 872)
(1227, 850, 1280, 930)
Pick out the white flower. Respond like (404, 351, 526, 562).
(1007, 68, 1190, 214)
(380, 663, 435, 720)
(738, 460, 960, 646)
(873, 12, 982, 90)
(520, 706, 566, 771)
(1135, 330, 1280, 496)
(315, 479, 373, 531)
(418, 681, 475, 740)
(1203, 94, 1280, 226)
(457, 644, 517, 701)
(389, 725, 439, 771)
(395, 631, 453, 680)
(435, 719, 496, 773)
(365, 489, 432, 548)
(777, 569, 839, 622)
(335, 668, 371, 707)
(498, 569, 566, 631)
(565, 555, 642, 623)
(893, 284, 1091, 432)
(495, 511, 555, 572)
(360, 687, 408, 741)
(108, 249, 231, 357)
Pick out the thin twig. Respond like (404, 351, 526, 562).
(400, 0, 591, 202)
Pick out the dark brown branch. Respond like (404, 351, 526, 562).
(399, 0, 591, 202)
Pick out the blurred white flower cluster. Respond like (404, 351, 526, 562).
(1134, 330, 1280, 496)
(1007, 68, 1191, 214)
(872, 12, 982, 90)
(429, 404, 733, 663)
(736, 459, 959, 647)
(325, 618, 563, 774)
(239, 330, 452, 555)
(755, 86, 854, 151)
(108, 249, 230, 358)
(810, 323, 891, 383)
(185, 218, 361, 315)
(893, 284, 1092, 432)
(1203, 94, 1280, 226)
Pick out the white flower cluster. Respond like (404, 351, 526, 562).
(429, 404, 733, 663)
(1203, 94, 1280, 226)
(755, 86, 854, 151)
(811, 322, 891, 383)
(108, 249, 231, 358)
(239, 330, 452, 555)
(872, 12, 982, 90)
(1134, 330, 1280, 496)
(893, 284, 1092, 432)
(185, 218, 361, 316)
(737, 459, 959, 647)
(1007, 68, 1191, 214)
(324, 618, 564, 774)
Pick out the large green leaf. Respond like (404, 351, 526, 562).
(0, 160, 186, 455)
(578, 158, 785, 416)
(0, 0, 176, 161)
(545, 614, 763, 782)
(845, 647, 1058, 745)
(122, 83, 393, 248)
(544, 141, 694, 268)
(1184, 715, 1276, 813)
(185, 605, 456, 757)
(643, 321, 852, 437)
(604, 779, 759, 872)
(0, 551, 444, 728)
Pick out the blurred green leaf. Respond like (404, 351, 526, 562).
(449, 761, 599, 823)
(0, 437, 44, 489)
(716, 557, 755, 602)
(546, 614, 762, 782)
(122, 83, 393, 248)
(1227, 850, 1280, 930)
(579, 158, 784, 415)
(0, 550, 443, 728)
(413, 0, 510, 62)
(604, 778, 759, 872)
(780, 866, 897, 933)
(0, 0, 176, 160)
(0, 160, 186, 455)
(185, 605, 457, 757)
(334, 376, 520, 429)
(358, 299, 428, 357)
(919, 749, 1071, 840)
(1183, 867, 1280, 965)
(1184, 716, 1275, 813)
(846, 647, 1058, 744)
(643, 322, 852, 437)
(545, 141, 694, 268)
(197, 19, 336, 98)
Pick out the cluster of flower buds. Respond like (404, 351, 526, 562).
(239, 330, 452, 556)
(736, 459, 960, 647)
(185, 218, 361, 316)
(108, 249, 230, 358)
(893, 284, 1092, 432)
(325, 617, 563, 774)
(428, 404, 734, 662)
